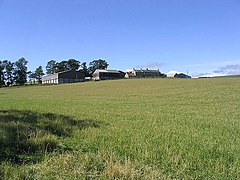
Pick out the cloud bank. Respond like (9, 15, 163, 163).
(136, 62, 164, 69)
(213, 64, 240, 75)
(192, 63, 240, 78)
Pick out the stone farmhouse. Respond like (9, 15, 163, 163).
(42, 70, 85, 84)
(125, 69, 167, 78)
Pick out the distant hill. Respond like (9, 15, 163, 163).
(199, 74, 240, 78)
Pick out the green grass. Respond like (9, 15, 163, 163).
(0, 78, 240, 179)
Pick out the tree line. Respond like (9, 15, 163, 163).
(0, 57, 30, 87)
(0, 58, 109, 87)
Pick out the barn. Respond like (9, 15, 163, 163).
(174, 73, 191, 78)
(42, 70, 85, 84)
(92, 69, 125, 80)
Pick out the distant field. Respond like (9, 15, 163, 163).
(0, 78, 240, 179)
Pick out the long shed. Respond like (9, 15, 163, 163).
(42, 70, 85, 84)
(92, 69, 125, 80)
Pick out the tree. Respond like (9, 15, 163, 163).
(46, 60, 57, 74)
(28, 71, 36, 84)
(14, 57, 28, 85)
(0, 61, 5, 87)
(55, 61, 68, 73)
(47, 59, 81, 74)
(34, 66, 45, 83)
(3, 60, 14, 86)
(55, 59, 80, 72)
(88, 59, 109, 74)
(80, 62, 89, 76)
(67, 59, 80, 71)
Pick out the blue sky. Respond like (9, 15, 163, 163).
(1, 0, 240, 77)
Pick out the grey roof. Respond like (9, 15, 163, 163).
(93, 69, 120, 73)
(42, 70, 84, 80)
(43, 70, 75, 77)
(133, 69, 160, 73)
(55, 70, 79, 75)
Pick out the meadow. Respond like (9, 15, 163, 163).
(0, 78, 240, 179)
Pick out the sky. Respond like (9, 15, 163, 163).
(0, 0, 240, 77)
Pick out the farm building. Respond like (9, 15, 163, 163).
(125, 69, 166, 78)
(42, 70, 85, 84)
(125, 71, 136, 78)
(92, 69, 125, 80)
(174, 73, 191, 78)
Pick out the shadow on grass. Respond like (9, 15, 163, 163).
(0, 109, 101, 164)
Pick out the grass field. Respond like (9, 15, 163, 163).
(0, 78, 240, 179)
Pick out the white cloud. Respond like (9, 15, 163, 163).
(136, 62, 165, 69)
(180, 60, 240, 69)
(191, 63, 240, 78)
(124, 69, 133, 72)
(192, 72, 227, 78)
(213, 64, 240, 75)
